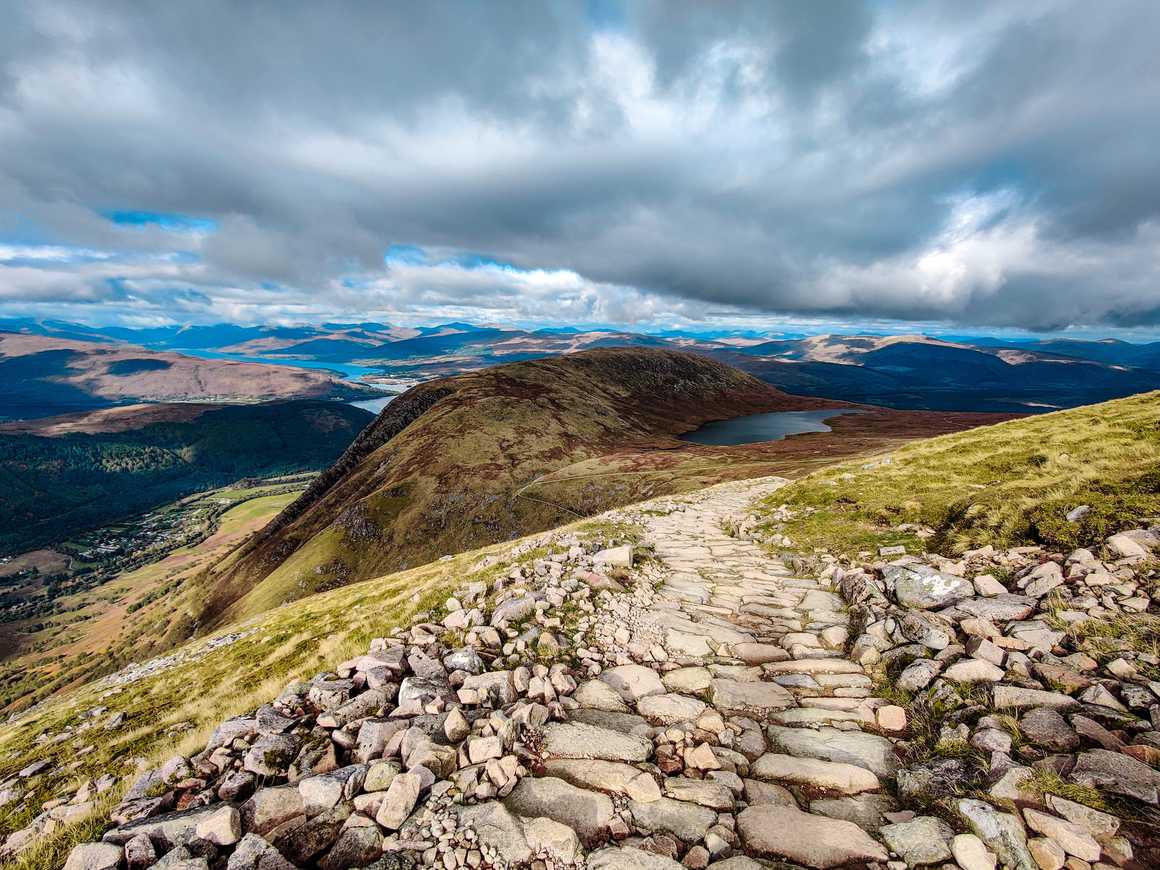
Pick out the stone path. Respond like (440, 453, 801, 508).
(527, 478, 917, 867)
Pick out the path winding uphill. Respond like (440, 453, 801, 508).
(543, 479, 915, 869)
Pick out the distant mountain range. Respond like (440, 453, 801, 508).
(4, 318, 1160, 413)
(0, 331, 378, 420)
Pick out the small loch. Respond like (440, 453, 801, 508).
(679, 409, 860, 446)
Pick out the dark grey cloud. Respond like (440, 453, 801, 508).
(0, 0, 1158, 331)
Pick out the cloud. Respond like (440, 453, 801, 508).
(0, 0, 1157, 332)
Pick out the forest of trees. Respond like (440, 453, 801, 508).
(0, 401, 372, 553)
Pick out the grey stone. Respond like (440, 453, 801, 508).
(600, 665, 666, 702)
(243, 733, 299, 777)
(298, 765, 367, 816)
(952, 595, 1037, 622)
(766, 725, 899, 777)
(239, 786, 306, 837)
(1020, 708, 1080, 752)
(708, 679, 793, 716)
(637, 693, 706, 725)
(542, 759, 661, 802)
(887, 565, 974, 609)
(226, 834, 295, 870)
(879, 816, 954, 865)
(522, 816, 581, 863)
(897, 659, 941, 692)
(573, 679, 631, 712)
(102, 805, 219, 851)
(443, 648, 485, 675)
(751, 753, 879, 794)
(64, 843, 123, 870)
(540, 721, 651, 762)
(588, 847, 683, 870)
(318, 826, 382, 870)
(398, 675, 454, 707)
(956, 798, 1035, 870)
(1070, 748, 1160, 803)
(504, 777, 614, 845)
(737, 804, 889, 868)
(124, 833, 156, 870)
(661, 778, 734, 811)
(374, 772, 422, 829)
(455, 802, 531, 864)
(460, 671, 516, 706)
(628, 796, 717, 842)
(661, 667, 711, 694)
(193, 805, 241, 846)
(275, 806, 349, 865)
(992, 686, 1080, 712)
(491, 596, 537, 626)
(808, 793, 897, 832)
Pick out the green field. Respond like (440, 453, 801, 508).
(756, 390, 1160, 556)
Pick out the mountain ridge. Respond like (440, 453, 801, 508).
(204, 348, 836, 625)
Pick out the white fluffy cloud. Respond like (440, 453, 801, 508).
(0, 1, 1158, 332)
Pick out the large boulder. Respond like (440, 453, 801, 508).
(885, 565, 974, 609)
(455, 802, 531, 865)
(1070, 749, 1160, 804)
(541, 759, 662, 802)
(64, 843, 123, 870)
(504, 777, 614, 845)
(737, 804, 888, 868)
(540, 722, 652, 762)
(956, 799, 1036, 870)
(751, 753, 879, 795)
(628, 797, 717, 843)
(600, 665, 665, 702)
(766, 726, 899, 778)
(708, 679, 793, 716)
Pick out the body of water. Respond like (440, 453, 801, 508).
(350, 395, 398, 414)
(679, 409, 860, 446)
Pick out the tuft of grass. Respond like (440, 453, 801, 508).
(754, 391, 1160, 556)
(1024, 769, 1111, 811)
(4, 797, 115, 870)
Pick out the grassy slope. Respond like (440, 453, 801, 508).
(0, 516, 632, 870)
(757, 390, 1160, 556)
(0, 487, 302, 713)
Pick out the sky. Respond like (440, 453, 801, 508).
(1, 1, 1158, 336)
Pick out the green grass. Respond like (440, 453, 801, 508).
(756, 391, 1160, 556)
(1023, 770, 1111, 811)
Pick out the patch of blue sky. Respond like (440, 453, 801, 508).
(383, 243, 428, 265)
(586, 0, 624, 30)
(447, 252, 519, 271)
(0, 212, 53, 245)
(101, 209, 217, 233)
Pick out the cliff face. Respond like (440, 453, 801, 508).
(206, 348, 825, 623)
